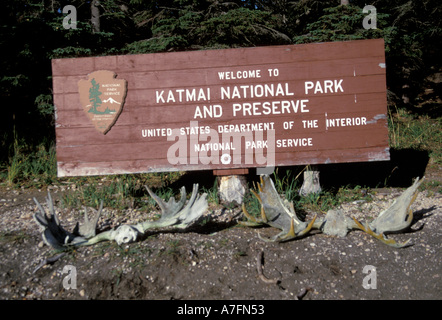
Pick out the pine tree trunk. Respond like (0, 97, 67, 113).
(91, 0, 100, 33)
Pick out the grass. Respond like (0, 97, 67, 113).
(201, 178, 220, 205)
(388, 105, 441, 164)
(1, 133, 57, 187)
(59, 173, 186, 210)
(165, 240, 182, 256)
(0, 230, 29, 244)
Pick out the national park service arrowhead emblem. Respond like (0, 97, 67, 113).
(78, 70, 127, 134)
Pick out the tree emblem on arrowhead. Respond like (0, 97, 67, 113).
(78, 70, 127, 134)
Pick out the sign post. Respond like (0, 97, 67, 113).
(52, 39, 389, 179)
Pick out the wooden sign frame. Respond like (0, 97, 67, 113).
(52, 39, 389, 177)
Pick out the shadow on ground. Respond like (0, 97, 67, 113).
(169, 148, 430, 191)
(318, 148, 430, 188)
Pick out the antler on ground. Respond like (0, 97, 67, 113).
(33, 184, 208, 250)
(240, 175, 317, 242)
(33, 192, 86, 250)
(348, 176, 423, 248)
(73, 201, 103, 239)
(368, 176, 423, 234)
(241, 175, 424, 248)
(138, 184, 208, 230)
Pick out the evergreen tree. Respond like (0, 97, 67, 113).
(88, 78, 102, 114)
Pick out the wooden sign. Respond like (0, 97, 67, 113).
(52, 39, 389, 177)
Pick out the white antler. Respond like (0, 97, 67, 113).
(33, 184, 208, 249)
(241, 175, 424, 248)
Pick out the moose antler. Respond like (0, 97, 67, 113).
(241, 175, 424, 248)
(240, 175, 316, 242)
(349, 176, 424, 247)
(33, 184, 208, 250)
(33, 192, 87, 250)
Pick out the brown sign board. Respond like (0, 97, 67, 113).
(52, 39, 389, 177)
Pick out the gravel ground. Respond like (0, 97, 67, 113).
(0, 180, 441, 300)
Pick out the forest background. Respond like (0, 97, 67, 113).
(0, 0, 440, 200)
